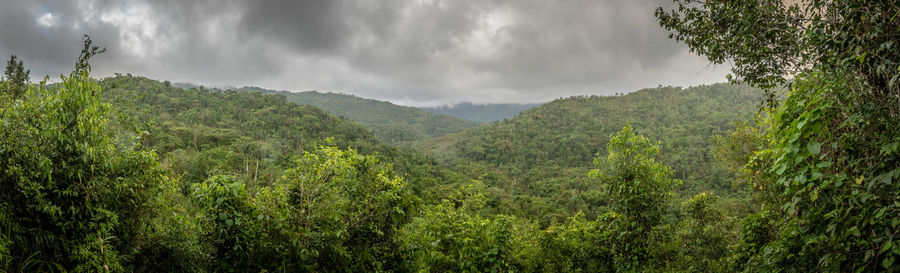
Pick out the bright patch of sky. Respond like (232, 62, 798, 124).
(36, 12, 57, 27)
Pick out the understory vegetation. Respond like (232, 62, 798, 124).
(1, 0, 898, 272)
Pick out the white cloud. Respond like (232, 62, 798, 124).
(36, 12, 57, 27)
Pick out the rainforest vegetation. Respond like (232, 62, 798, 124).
(238, 87, 480, 144)
(421, 102, 540, 123)
(1, 0, 898, 272)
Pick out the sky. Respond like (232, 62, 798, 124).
(0, 0, 729, 107)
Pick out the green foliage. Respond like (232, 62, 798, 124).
(130, 176, 205, 272)
(730, 210, 777, 272)
(241, 87, 480, 144)
(589, 125, 679, 271)
(533, 213, 617, 272)
(422, 102, 540, 123)
(1, 55, 30, 100)
(271, 145, 415, 271)
(672, 192, 734, 272)
(534, 126, 717, 273)
(656, 0, 900, 103)
(9, 3, 899, 269)
(744, 71, 900, 271)
(591, 125, 679, 230)
(656, 0, 803, 92)
(712, 120, 768, 175)
(711, 120, 773, 208)
(192, 175, 272, 272)
(659, 0, 900, 271)
(0, 70, 164, 271)
(102, 76, 377, 180)
(0, 72, 774, 271)
(101, 75, 456, 199)
(399, 182, 529, 272)
(418, 84, 764, 224)
(74, 34, 106, 73)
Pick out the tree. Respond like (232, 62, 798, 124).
(656, 0, 900, 103)
(264, 145, 415, 272)
(589, 125, 679, 271)
(75, 34, 106, 74)
(657, 0, 900, 270)
(0, 69, 164, 272)
(191, 175, 271, 272)
(675, 192, 733, 272)
(1, 55, 30, 99)
(399, 182, 528, 273)
(0, 37, 200, 273)
(534, 213, 617, 272)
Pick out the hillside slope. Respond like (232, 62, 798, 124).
(415, 83, 765, 221)
(240, 87, 479, 144)
(99, 76, 461, 195)
(421, 102, 541, 122)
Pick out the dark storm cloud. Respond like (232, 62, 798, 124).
(0, 0, 121, 76)
(238, 1, 350, 53)
(0, 0, 727, 106)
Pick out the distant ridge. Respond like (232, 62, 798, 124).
(238, 87, 479, 144)
(421, 102, 541, 122)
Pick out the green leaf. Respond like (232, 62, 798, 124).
(881, 142, 899, 155)
(811, 172, 823, 180)
(776, 164, 787, 176)
(883, 256, 894, 269)
(796, 119, 807, 130)
(807, 141, 821, 155)
(875, 169, 897, 184)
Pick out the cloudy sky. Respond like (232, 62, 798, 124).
(0, 0, 728, 106)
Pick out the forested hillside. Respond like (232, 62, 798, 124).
(1, 1, 898, 272)
(103, 77, 375, 185)
(417, 84, 765, 221)
(239, 87, 479, 144)
(421, 102, 540, 122)
(99, 76, 466, 198)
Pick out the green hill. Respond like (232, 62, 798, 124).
(416, 83, 766, 221)
(421, 102, 541, 122)
(5, 1, 895, 270)
(98, 76, 765, 224)
(239, 87, 479, 144)
(99, 76, 462, 195)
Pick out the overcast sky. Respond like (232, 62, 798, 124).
(0, 0, 728, 106)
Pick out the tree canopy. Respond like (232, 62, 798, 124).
(1, 55, 30, 100)
(2, 1, 898, 270)
(658, 0, 900, 270)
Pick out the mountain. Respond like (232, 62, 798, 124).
(238, 87, 479, 144)
(98, 76, 463, 195)
(99, 76, 765, 224)
(415, 83, 766, 222)
(421, 102, 541, 122)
